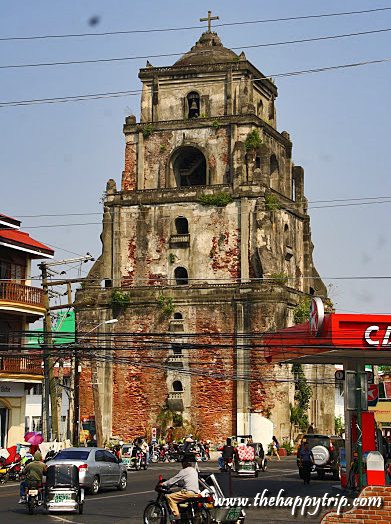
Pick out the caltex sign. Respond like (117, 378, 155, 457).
(367, 384, 379, 407)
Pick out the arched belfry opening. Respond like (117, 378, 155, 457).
(171, 147, 207, 187)
(187, 92, 200, 118)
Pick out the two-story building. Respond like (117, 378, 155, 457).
(0, 213, 53, 447)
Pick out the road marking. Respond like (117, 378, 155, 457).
(49, 515, 77, 524)
(93, 489, 154, 501)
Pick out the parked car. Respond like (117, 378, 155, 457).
(47, 448, 127, 495)
(297, 434, 345, 480)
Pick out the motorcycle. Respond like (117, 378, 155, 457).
(220, 457, 234, 472)
(130, 447, 147, 470)
(0, 460, 22, 484)
(143, 475, 211, 524)
(25, 482, 45, 515)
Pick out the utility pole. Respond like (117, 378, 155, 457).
(40, 262, 60, 441)
(72, 341, 81, 447)
(39, 254, 94, 442)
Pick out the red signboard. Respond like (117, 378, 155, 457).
(263, 313, 391, 363)
(367, 384, 379, 407)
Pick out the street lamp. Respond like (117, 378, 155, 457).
(74, 319, 118, 447)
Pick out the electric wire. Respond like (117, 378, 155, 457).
(2, 7, 391, 41)
(2, 28, 391, 70)
(2, 56, 391, 108)
(12, 194, 391, 218)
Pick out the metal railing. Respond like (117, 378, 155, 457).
(0, 356, 43, 375)
(0, 281, 44, 308)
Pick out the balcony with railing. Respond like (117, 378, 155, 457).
(0, 355, 43, 376)
(167, 390, 184, 411)
(0, 281, 45, 314)
(169, 234, 190, 247)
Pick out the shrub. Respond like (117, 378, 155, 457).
(281, 442, 294, 455)
(198, 193, 233, 207)
(212, 120, 221, 130)
(264, 193, 281, 211)
(293, 297, 311, 324)
(270, 273, 288, 285)
(141, 123, 154, 139)
(110, 290, 130, 307)
(245, 129, 261, 151)
(157, 295, 174, 317)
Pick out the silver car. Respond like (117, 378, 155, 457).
(47, 448, 127, 495)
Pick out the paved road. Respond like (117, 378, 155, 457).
(0, 457, 338, 523)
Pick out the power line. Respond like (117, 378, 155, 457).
(2, 7, 391, 42)
(13, 194, 391, 218)
(10, 195, 391, 221)
(2, 56, 391, 108)
(2, 28, 391, 70)
(17, 198, 391, 229)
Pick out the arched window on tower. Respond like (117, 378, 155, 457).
(187, 92, 200, 118)
(174, 267, 188, 285)
(257, 100, 264, 118)
(173, 312, 183, 319)
(172, 147, 207, 187)
(175, 217, 188, 235)
(172, 380, 183, 392)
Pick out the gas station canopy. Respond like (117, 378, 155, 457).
(263, 313, 391, 365)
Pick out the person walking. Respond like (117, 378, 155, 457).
(298, 442, 314, 484)
(270, 436, 280, 461)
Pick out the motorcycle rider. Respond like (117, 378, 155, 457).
(183, 434, 194, 453)
(160, 457, 200, 521)
(19, 451, 47, 504)
(218, 438, 235, 470)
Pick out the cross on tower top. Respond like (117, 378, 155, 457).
(200, 10, 219, 32)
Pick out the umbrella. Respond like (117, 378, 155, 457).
(24, 432, 44, 445)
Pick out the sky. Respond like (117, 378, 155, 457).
(1, 0, 391, 315)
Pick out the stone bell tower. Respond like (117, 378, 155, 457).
(76, 15, 334, 443)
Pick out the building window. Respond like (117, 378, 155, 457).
(172, 380, 183, 392)
(173, 312, 183, 319)
(255, 156, 261, 169)
(257, 100, 264, 117)
(175, 217, 188, 235)
(172, 146, 207, 187)
(187, 92, 200, 118)
(174, 267, 188, 286)
(0, 260, 25, 282)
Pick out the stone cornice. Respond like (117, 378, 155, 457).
(138, 60, 277, 96)
(123, 114, 291, 150)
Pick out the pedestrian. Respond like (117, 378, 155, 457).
(307, 423, 315, 434)
(270, 436, 280, 461)
(298, 442, 314, 485)
(166, 427, 174, 445)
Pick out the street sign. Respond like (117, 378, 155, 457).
(151, 427, 157, 443)
(368, 384, 379, 407)
(335, 370, 345, 381)
(310, 297, 325, 336)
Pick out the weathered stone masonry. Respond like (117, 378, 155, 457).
(75, 29, 334, 442)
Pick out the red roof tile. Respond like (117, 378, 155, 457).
(0, 229, 54, 257)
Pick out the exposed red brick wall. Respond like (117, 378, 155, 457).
(321, 486, 391, 523)
(122, 142, 137, 191)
